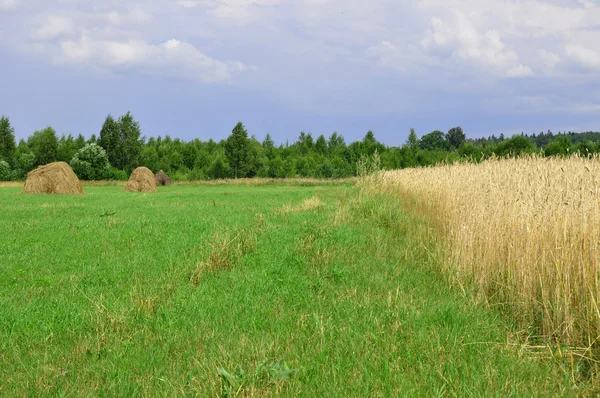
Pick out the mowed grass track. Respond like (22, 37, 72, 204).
(0, 184, 573, 396)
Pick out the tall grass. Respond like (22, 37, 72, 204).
(380, 155, 600, 357)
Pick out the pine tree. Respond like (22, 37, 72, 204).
(0, 115, 16, 163)
(406, 128, 419, 151)
(225, 122, 250, 179)
(262, 133, 275, 159)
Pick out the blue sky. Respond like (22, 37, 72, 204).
(1, 0, 600, 145)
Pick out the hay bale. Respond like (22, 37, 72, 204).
(22, 162, 84, 194)
(155, 170, 171, 186)
(125, 167, 157, 192)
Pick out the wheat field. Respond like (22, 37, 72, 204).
(381, 155, 600, 354)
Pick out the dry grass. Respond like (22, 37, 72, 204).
(380, 155, 600, 355)
(276, 196, 325, 214)
(1, 178, 355, 188)
(173, 177, 355, 186)
(0, 181, 23, 188)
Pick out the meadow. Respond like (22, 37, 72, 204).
(0, 180, 583, 396)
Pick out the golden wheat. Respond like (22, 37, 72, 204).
(381, 155, 600, 351)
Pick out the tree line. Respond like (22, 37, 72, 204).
(0, 113, 598, 181)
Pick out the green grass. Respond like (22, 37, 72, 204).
(0, 184, 576, 396)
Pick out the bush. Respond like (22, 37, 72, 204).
(575, 140, 596, 157)
(207, 157, 231, 180)
(188, 167, 206, 181)
(71, 143, 110, 180)
(544, 136, 573, 157)
(494, 135, 536, 157)
(317, 162, 334, 178)
(0, 160, 12, 181)
(108, 167, 129, 181)
(171, 170, 190, 182)
(13, 152, 35, 179)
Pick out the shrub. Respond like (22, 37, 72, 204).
(495, 135, 536, 157)
(544, 136, 573, 157)
(171, 170, 190, 182)
(71, 143, 110, 180)
(108, 167, 128, 181)
(0, 160, 12, 181)
(13, 152, 35, 179)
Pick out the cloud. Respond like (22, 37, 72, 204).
(2, 0, 600, 118)
(538, 49, 561, 68)
(366, 41, 432, 74)
(420, 11, 533, 77)
(506, 64, 533, 78)
(0, 0, 18, 10)
(211, 0, 282, 23)
(177, 1, 200, 8)
(33, 15, 74, 41)
(565, 44, 600, 70)
(56, 35, 250, 83)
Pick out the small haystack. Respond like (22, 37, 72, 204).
(124, 167, 157, 192)
(155, 170, 171, 186)
(22, 162, 84, 194)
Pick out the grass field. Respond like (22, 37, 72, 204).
(0, 182, 579, 396)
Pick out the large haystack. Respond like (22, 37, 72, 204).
(22, 162, 84, 194)
(155, 170, 171, 186)
(125, 167, 157, 192)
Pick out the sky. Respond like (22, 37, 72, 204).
(1, 0, 600, 145)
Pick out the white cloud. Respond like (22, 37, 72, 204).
(212, 0, 282, 23)
(506, 64, 533, 78)
(421, 11, 533, 77)
(366, 41, 432, 74)
(177, 1, 200, 8)
(538, 49, 561, 68)
(565, 44, 600, 70)
(0, 0, 18, 11)
(33, 15, 74, 41)
(2, 0, 600, 105)
(56, 36, 250, 83)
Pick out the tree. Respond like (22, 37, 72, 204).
(70, 143, 110, 180)
(446, 126, 466, 149)
(0, 115, 16, 163)
(262, 134, 275, 159)
(28, 127, 59, 165)
(225, 122, 250, 178)
(57, 134, 78, 163)
(13, 140, 35, 178)
(363, 130, 378, 155)
(315, 134, 328, 155)
(99, 115, 120, 167)
(98, 112, 143, 172)
(207, 156, 231, 179)
(328, 132, 346, 155)
(118, 112, 143, 172)
(420, 130, 448, 151)
(75, 133, 86, 150)
(406, 128, 419, 151)
(297, 132, 314, 155)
